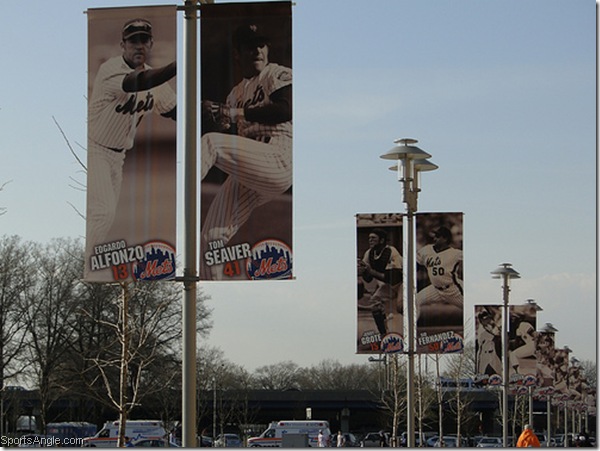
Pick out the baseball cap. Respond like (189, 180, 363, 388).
(433, 226, 452, 242)
(123, 19, 152, 40)
(233, 24, 269, 49)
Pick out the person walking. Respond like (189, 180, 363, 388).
(516, 424, 541, 447)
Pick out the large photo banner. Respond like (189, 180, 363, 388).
(475, 305, 503, 385)
(85, 6, 177, 283)
(200, 1, 293, 281)
(356, 213, 404, 354)
(415, 212, 464, 353)
(508, 304, 538, 386)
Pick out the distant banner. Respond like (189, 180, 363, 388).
(356, 213, 404, 354)
(200, 2, 293, 281)
(85, 6, 177, 283)
(474, 305, 503, 385)
(508, 305, 537, 386)
(535, 331, 556, 396)
(415, 212, 464, 353)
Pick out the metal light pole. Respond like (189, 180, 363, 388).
(491, 263, 520, 447)
(540, 322, 557, 446)
(562, 345, 572, 447)
(181, 1, 199, 447)
(381, 138, 437, 448)
(525, 299, 543, 428)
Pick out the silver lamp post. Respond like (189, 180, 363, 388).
(491, 263, 521, 447)
(562, 345, 572, 447)
(381, 138, 437, 448)
(525, 299, 543, 428)
(540, 322, 557, 446)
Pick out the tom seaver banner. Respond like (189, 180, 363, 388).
(415, 212, 464, 353)
(85, 6, 177, 283)
(200, 1, 293, 281)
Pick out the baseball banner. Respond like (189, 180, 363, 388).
(84, 6, 177, 283)
(356, 213, 404, 354)
(508, 305, 537, 386)
(474, 305, 503, 385)
(415, 212, 464, 353)
(199, 2, 293, 281)
(534, 330, 556, 396)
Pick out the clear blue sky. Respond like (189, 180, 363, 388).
(0, 0, 596, 371)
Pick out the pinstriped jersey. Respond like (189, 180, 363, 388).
(226, 63, 292, 144)
(416, 244, 463, 289)
(88, 56, 176, 150)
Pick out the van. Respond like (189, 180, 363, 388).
(247, 420, 331, 447)
(82, 420, 167, 447)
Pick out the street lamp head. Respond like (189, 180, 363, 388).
(540, 322, 558, 333)
(380, 138, 432, 161)
(524, 298, 543, 311)
(491, 263, 521, 280)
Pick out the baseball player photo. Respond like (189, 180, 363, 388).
(199, 2, 293, 281)
(356, 213, 404, 354)
(85, 6, 177, 283)
(415, 212, 464, 353)
(474, 305, 503, 383)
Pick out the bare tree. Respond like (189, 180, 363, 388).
(253, 361, 301, 390)
(18, 238, 83, 433)
(0, 181, 11, 217)
(0, 235, 34, 435)
(297, 360, 380, 390)
(378, 354, 406, 446)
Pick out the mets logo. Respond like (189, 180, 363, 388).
(523, 374, 537, 386)
(488, 374, 503, 386)
(440, 333, 464, 353)
(246, 239, 292, 280)
(132, 241, 176, 281)
(381, 333, 404, 353)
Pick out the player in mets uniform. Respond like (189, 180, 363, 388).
(200, 23, 292, 279)
(86, 18, 176, 269)
(357, 228, 403, 337)
(415, 226, 463, 323)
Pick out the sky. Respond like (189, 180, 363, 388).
(0, 0, 597, 373)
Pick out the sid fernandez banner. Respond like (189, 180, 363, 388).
(85, 6, 177, 283)
(415, 212, 464, 353)
(200, 2, 293, 281)
(356, 213, 404, 354)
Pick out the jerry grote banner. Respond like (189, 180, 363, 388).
(85, 6, 177, 283)
(200, 1, 293, 281)
(415, 212, 464, 353)
(356, 213, 404, 354)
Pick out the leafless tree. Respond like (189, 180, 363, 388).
(253, 361, 301, 390)
(0, 181, 11, 217)
(18, 238, 83, 433)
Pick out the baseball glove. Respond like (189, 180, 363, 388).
(201, 100, 231, 133)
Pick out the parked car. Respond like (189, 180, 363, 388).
(214, 433, 243, 448)
(360, 432, 390, 447)
(133, 438, 179, 447)
(432, 435, 467, 447)
(476, 436, 503, 448)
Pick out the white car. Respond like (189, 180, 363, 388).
(476, 437, 503, 448)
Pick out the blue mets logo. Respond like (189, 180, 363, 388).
(132, 241, 176, 281)
(246, 239, 292, 280)
(381, 333, 404, 353)
(488, 374, 503, 386)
